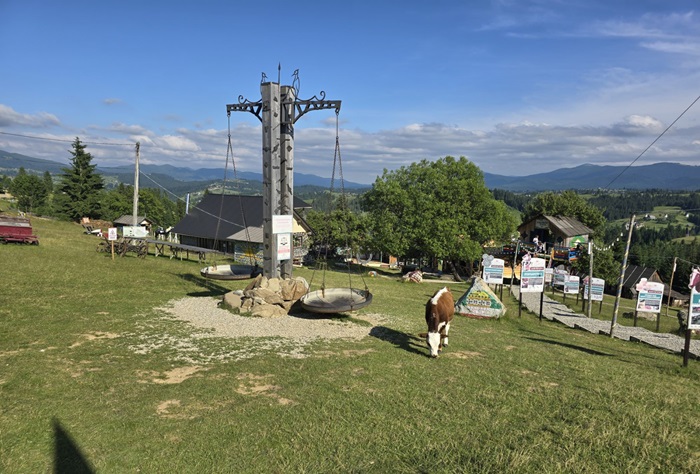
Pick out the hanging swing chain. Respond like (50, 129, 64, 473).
(227, 114, 255, 265)
(332, 110, 369, 294)
(211, 115, 234, 264)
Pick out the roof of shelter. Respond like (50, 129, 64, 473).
(622, 264, 661, 289)
(519, 214, 593, 237)
(171, 194, 311, 242)
(113, 215, 150, 225)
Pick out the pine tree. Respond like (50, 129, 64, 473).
(57, 137, 104, 221)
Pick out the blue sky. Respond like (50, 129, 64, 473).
(1, 0, 699, 184)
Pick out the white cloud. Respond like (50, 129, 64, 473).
(0, 104, 60, 128)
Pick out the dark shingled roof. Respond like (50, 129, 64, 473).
(541, 215, 593, 237)
(171, 194, 310, 241)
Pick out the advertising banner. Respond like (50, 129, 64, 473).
(583, 277, 605, 302)
(122, 226, 148, 238)
(564, 275, 580, 295)
(520, 256, 545, 293)
(482, 255, 504, 285)
(688, 269, 700, 330)
(635, 278, 665, 313)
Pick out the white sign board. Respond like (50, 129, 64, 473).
(635, 278, 664, 313)
(107, 227, 118, 241)
(520, 257, 545, 293)
(583, 277, 605, 302)
(277, 233, 291, 260)
(122, 226, 148, 238)
(564, 275, 580, 295)
(689, 287, 700, 330)
(688, 270, 700, 329)
(272, 215, 294, 234)
(482, 257, 505, 285)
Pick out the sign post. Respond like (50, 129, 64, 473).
(108, 227, 118, 261)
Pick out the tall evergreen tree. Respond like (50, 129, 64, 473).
(56, 138, 104, 221)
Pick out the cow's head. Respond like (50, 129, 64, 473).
(426, 332, 441, 357)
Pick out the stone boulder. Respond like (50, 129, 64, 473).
(223, 275, 309, 318)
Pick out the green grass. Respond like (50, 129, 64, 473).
(2, 216, 700, 473)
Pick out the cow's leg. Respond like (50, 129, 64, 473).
(442, 322, 450, 348)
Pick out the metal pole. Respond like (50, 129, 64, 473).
(261, 82, 281, 278)
(610, 214, 635, 337)
(587, 240, 593, 318)
(132, 142, 140, 227)
(279, 84, 296, 279)
(661, 257, 677, 332)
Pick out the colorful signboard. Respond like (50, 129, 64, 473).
(520, 256, 545, 293)
(564, 275, 580, 295)
(583, 277, 605, 302)
(635, 278, 664, 313)
(482, 255, 505, 285)
(687, 270, 700, 329)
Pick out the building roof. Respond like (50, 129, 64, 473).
(171, 194, 311, 242)
(519, 214, 593, 237)
(113, 215, 150, 225)
(622, 264, 661, 289)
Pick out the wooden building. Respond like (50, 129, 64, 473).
(171, 194, 312, 263)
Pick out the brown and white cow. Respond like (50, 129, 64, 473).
(425, 286, 455, 357)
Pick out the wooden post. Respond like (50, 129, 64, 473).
(132, 142, 140, 227)
(683, 328, 692, 367)
(539, 290, 544, 322)
(611, 214, 636, 338)
(587, 240, 593, 319)
(519, 291, 522, 318)
(111, 241, 114, 261)
(661, 257, 677, 332)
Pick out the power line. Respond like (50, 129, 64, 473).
(0, 130, 133, 147)
(604, 93, 700, 189)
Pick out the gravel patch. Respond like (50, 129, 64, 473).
(128, 297, 388, 363)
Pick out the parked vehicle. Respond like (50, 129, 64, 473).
(0, 216, 39, 244)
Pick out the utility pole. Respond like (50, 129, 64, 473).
(610, 214, 635, 337)
(132, 142, 140, 227)
(227, 69, 341, 279)
(661, 257, 678, 332)
(587, 240, 593, 318)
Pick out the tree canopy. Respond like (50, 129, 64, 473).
(56, 138, 104, 221)
(362, 156, 517, 269)
(522, 190, 606, 232)
(9, 167, 49, 214)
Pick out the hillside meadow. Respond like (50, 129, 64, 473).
(1, 215, 699, 473)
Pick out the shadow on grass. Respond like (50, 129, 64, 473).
(178, 273, 232, 297)
(370, 326, 428, 357)
(524, 337, 613, 357)
(54, 418, 94, 474)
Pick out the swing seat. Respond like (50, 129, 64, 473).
(300, 287, 373, 314)
(200, 264, 261, 280)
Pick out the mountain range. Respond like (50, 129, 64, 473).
(2, 149, 699, 192)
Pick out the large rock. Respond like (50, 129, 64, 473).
(223, 292, 242, 309)
(223, 275, 310, 317)
(250, 304, 287, 318)
(280, 277, 309, 301)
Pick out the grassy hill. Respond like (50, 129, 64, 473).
(1, 211, 698, 472)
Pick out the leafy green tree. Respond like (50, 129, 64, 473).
(56, 138, 104, 221)
(523, 190, 606, 232)
(306, 205, 369, 258)
(572, 244, 621, 287)
(9, 167, 48, 214)
(362, 156, 517, 274)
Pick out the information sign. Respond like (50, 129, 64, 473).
(520, 257, 545, 293)
(635, 278, 664, 313)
